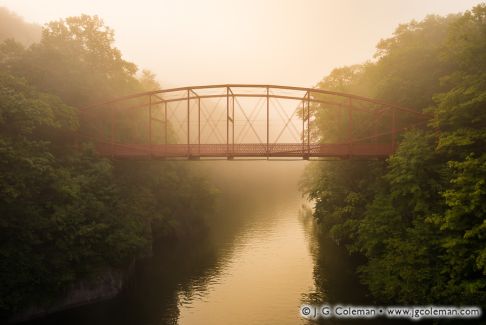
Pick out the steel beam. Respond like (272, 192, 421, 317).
(80, 84, 426, 161)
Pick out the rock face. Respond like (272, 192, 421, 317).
(9, 268, 126, 323)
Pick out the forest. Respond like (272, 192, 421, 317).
(302, 3, 486, 306)
(0, 13, 216, 317)
(0, 2, 485, 322)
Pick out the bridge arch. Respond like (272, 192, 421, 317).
(79, 84, 428, 159)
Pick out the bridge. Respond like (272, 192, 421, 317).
(79, 84, 428, 160)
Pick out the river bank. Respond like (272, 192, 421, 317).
(20, 161, 374, 325)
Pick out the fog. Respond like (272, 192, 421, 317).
(0, 0, 481, 88)
(2, 2, 484, 324)
(0, 7, 40, 45)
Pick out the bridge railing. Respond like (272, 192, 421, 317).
(78, 84, 429, 159)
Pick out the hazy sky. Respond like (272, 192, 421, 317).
(0, 0, 482, 88)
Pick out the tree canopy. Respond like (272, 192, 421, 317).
(302, 4, 486, 305)
(0, 14, 215, 316)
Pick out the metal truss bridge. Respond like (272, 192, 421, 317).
(79, 84, 428, 160)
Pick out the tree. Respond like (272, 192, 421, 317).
(6, 15, 139, 107)
(0, 14, 216, 316)
(303, 3, 486, 306)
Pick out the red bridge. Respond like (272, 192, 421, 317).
(80, 84, 428, 160)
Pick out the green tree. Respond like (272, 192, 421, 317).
(6, 15, 139, 107)
(0, 71, 147, 312)
(303, 3, 486, 306)
(0, 14, 216, 316)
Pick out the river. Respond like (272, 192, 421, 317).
(26, 162, 376, 325)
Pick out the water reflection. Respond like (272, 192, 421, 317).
(177, 193, 314, 325)
(27, 161, 382, 325)
(302, 206, 416, 325)
(28, 188, 319, 324)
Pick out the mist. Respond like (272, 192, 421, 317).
(1, 1, 485, 324)
(0, 0, 481, 87)
(0, 7, 40, 45)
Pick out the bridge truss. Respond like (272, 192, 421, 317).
(79, 84, 428, 159)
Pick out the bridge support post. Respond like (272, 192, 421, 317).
(198, 97, 201, 156)
(302, 93, 306, 158)
(266, 86, 269, 159)
(187, 89, 190, 157)
(307, 92, 310, 158)
(226, 87, 230, 159)
(232, 92, 235, 155)
(226, 87, 235, 158)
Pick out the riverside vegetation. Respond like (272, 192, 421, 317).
(0, 14, 216, 317)
(1, 3, 485, 321)
(301, 4, 486, 306)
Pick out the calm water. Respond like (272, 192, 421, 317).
(176, 194, 315, 325)
(27, 170, 370, 325)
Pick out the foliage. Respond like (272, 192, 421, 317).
(302, 4, 486, 305)
(0, 14, 215, 315)
(2, 15, 141, 107)
(0, 7, 41, 46)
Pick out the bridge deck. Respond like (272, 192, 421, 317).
(95, 143, 394, 159)
(82, 85, 428, 160)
